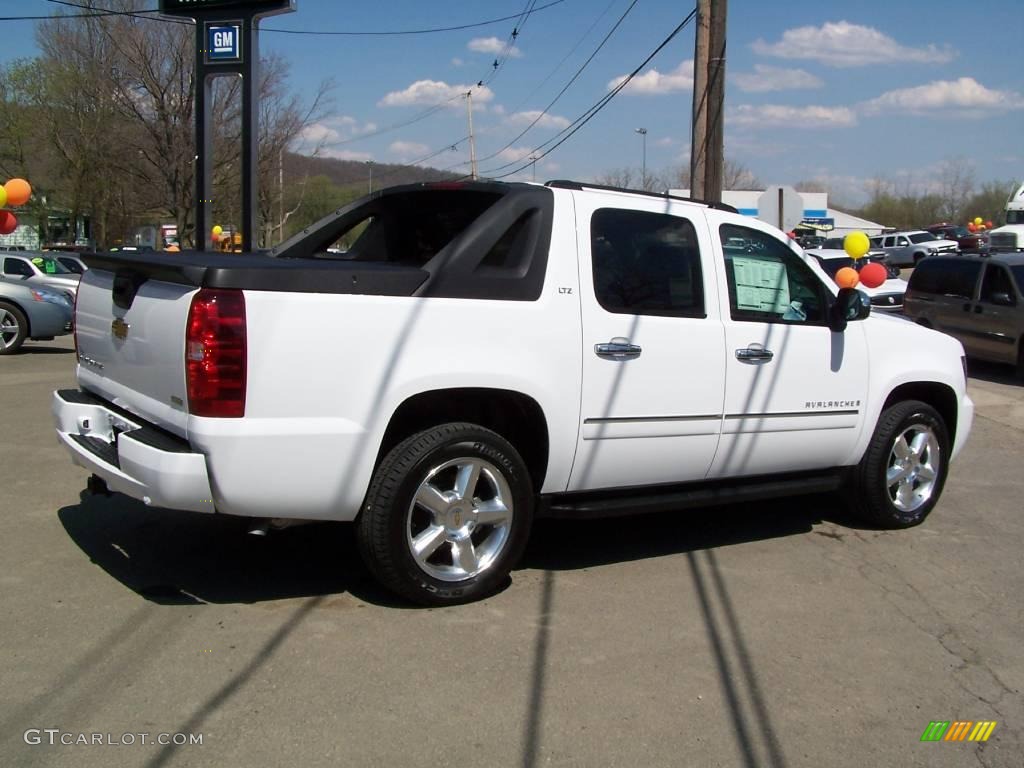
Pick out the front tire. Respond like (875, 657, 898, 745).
(848, 400, 949, 528)
(0, 301, 28, 355)
(357, 423, 534, 605)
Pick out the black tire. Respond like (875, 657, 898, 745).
(848, 400, 950, 528)
(913, 252, 926, 265)
(0, 301, 28, 355)
(357, 422, 534, 606)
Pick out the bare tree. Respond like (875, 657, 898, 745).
(937, 156, 976, 223)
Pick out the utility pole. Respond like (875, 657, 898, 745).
(689, 0, 710, 200)
(704, 0, 727, 203)
(466, 91, 478, 180)
(635, 128, 647, 189)
(367, 161, 373, 194)
(278, 148, 284, 244)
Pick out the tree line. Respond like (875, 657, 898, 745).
(0, 0, 332, 249)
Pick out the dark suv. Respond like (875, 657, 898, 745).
(904, 253, 1024, 378)
(926, 223, 988, 253)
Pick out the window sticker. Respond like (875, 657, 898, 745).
(731, 255, 790, 314)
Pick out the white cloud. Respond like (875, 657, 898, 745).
(451, 57, 464, 67)
(507, 110, 570, 129)
(733, 64, 823, 93)
(655, 137, 675, 148)
(389, 141, 430, 160)
(728, 104, 858, 128)
(491, 104, 506, 116)
(379, 80, 494, 108)
(498, 147, 535, 163)
(609, 60, 693, 95)
(468, 36, 522, 58)
(861, 77, 1024, 116)
(751, 21, 956, 68)
(300, 122, 341, 145)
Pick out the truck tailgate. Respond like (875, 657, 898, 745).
(75, 268, 195, 438)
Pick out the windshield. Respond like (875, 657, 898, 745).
(29, 255, 72, 275)
(909, 232, 938, 244)
(1007, 210, 1024, 225)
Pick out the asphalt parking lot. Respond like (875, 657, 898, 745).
(3, 336, 1022, 768)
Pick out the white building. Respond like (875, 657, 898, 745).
(670, 188, 886, 237)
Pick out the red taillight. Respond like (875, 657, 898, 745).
(186, 289, 246, 418)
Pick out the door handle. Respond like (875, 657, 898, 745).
(595, 338, 642, 360)
(735, 345, 774, 362)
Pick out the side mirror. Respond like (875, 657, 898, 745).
(829, 288, 871, 332)
(990, 291, 1016, 307)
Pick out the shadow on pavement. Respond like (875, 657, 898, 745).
(18, 344, 76, 354)
(57, 491, 408, 607)
(521, 493, 860, 572)
(59, 489, 866, 607)
(968, 358, 1021, 387)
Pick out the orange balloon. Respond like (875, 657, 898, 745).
(4, 178, 31, 206)
(835, 266, 859, 289)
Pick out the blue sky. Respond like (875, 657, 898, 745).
(2, 0, 1022, 204)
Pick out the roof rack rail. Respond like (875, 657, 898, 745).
(544, 179, 739, 214)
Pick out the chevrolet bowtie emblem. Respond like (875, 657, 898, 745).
(111, 318, 130, 340)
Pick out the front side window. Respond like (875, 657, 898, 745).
(720, 224, 826, 324)
(883, 236, 895, 247)
(591, 208, 704, 317)
(979, 265, 1016, 305)
(3, 257, 33, 277)
(909, 233, 936, 244)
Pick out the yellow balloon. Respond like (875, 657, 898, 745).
(974, 217, 983, 226)
(0, 185, 6, 208)
(843, 231, 870, 260)
(212, 225, 223, 237)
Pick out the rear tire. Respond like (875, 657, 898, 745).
(0, 301, 28, 355)
(848, 400, 949, 528)
(357, 422, 534, 606)
(913, 252, 926, 265)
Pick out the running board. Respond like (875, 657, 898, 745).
(538, 470, 845, 520)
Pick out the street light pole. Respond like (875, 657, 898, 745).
(635, 127, 648, 189)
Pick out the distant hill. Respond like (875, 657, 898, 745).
(284, 152, 459, 190)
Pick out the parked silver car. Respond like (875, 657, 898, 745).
(869, 230, 959, 267)
(0, 275, 74, 354)
(1, 252, 80, 300)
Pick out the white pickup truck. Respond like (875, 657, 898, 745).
(53, 181, 974, 604)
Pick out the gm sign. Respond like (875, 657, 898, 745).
(207, 24, 241, 62)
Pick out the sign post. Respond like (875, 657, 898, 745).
(160, 0, 295, 251)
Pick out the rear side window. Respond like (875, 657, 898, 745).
(720, 224, 826, 324)
(909, 259, 981, 299)
(591, 208, 704, 317)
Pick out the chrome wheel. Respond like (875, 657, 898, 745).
(886, 424, 940, 513)
(406, 457, 514, 582)
(0, 308, 21, 350)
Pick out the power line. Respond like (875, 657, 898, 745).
(478, 8, 698, 180)
(13, 0, 568, 36)
(471, 0, 639, 168)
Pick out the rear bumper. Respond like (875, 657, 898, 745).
(52, 389, 215, 513)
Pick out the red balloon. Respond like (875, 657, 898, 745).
(985, 220, 993, 229)
(835, 266, 859, 289)
(859, 261, 887, 289)
(967, 222, 977, 232)
(0, 211, 17, 235)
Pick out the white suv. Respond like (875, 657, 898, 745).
(870, 230, 959, 267)
(53, 180, 975, 604)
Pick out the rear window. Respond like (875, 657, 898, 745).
(1011, 266, 1024, 293)
(312, 190, 502, 267)
(909, 258, 981, 299)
